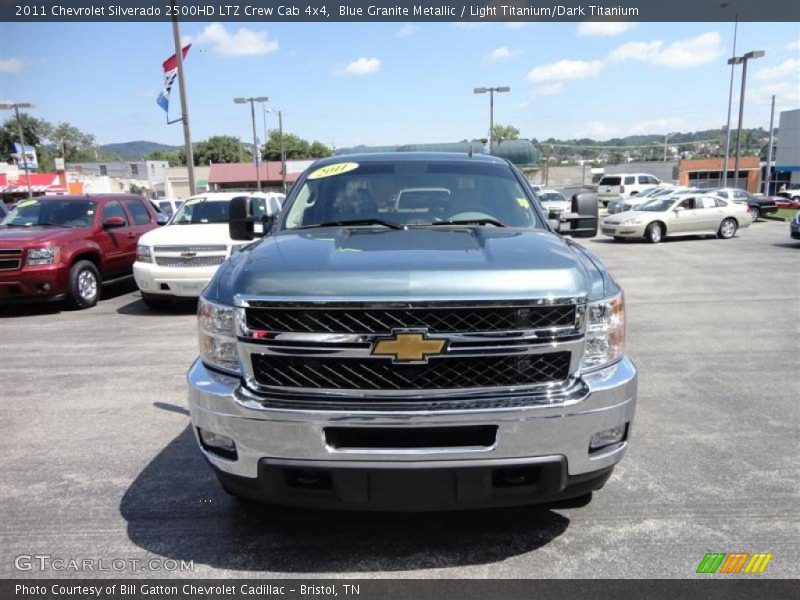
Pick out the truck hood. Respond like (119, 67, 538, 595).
(138, 223, 233, 246)
(207, 227, 610, 304)
(0, 226, 79, 246)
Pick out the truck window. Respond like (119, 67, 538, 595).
(124, 198, 153, 225)
(101, 200, 128, 225)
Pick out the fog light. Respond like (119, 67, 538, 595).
(590, 425, 626, 450)
(198, 428, 237, 460)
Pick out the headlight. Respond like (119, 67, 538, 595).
(26, 246, 59, 266)
(198, 296, 240, 374)
(136, 245, 153, 263)
(583, 292, 625, 371)
(620, 217, 642, 225)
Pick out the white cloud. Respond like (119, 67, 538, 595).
(396, 24, 417, 37)
(628, 116, 686, 135)
(0, 58, 25, 73)
(526, 59, 604, 82)
(578, 121, 617, 137)
(332, 57, 381, 77)
(533, 82, 565, 96)
(651, 32, 722, 68)
(577, 22, 638, 36)
(505, 22, 528, 29)
(755, 58, 800, 81)
(608, 41, 663, 62)
(194, 23, 278, 56)
(517, 100, 529, 109)
(750, 81, 800, 111)
(787, 39, 800, 50)
(485, 46, 521, 63)
(136, 89, 157, 98)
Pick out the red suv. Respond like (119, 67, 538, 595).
(0, 194, 163, 308)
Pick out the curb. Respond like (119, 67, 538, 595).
(764, 215, 791, 222)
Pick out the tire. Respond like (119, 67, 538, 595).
(68, 260, 100, 309)
(718, 218, 737, 239)
(749, 206, 760, 222)
(645, 222, 664, 244)
(141, 292, 173, 308)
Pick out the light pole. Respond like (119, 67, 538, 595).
(720, 2, 738, 186)
(729, 49, 765, 190)
(0, 102, 35, 199)
(764, 94, 775, 195)
(234, 96, 268, 191)
(474, 86, 510, 154)
(265, 108, 287, 192)
(170, 1, 196, 195)
(664, 132, 678, 162)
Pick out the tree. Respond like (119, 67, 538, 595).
(145, 149, 185, 166)
(193, 135, 247, 165)
(491, 124, 520, 142)
(262, 130, 332, 161)
(46, 121, 97, 162)
(0, 113, 48, 162)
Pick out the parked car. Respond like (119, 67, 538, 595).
(133, 191, 284, 307)
(777, 183, 800, 202)
(187, 152, 635, 510)
(708, 188, 778, 221)
(150, 198, 184, 219)
(602, 193, 751, 243)
(775, 196, 800, 209)
(791, 211, 800, 241)
(0, 194, 160, 308)
(596, 173, 661, 207)
(606, 185, 687, 215)
(536, 188, 571, 216)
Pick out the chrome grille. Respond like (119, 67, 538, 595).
(251, 353, 571, 392)
(0, 249, 22, 271)
(245, 304, 576, 334)
(153, 245, 227, 253)
(155, 255, 226, 268)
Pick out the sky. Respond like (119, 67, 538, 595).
(1, 20, 799, 149)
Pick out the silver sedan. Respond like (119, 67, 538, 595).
(601, 194, 751, 243)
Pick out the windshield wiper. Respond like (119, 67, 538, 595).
(296, 218, 404, 230)
(431, 218, 506, 228)
(38, 222, 73, 228)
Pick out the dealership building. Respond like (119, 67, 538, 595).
(775, 108, 800, 187)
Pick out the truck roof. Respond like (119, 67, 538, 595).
(312, 152, 509, 166)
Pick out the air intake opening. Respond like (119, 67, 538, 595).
(325, 426, 498, 450)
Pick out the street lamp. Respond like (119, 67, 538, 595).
(264, 107, 287, 192)
(720, 1, 738, 186)
(664, 132, 678, 162)
(474, 86, 510, 154)
(729, 49, 765, 190)
(0, 102, 36, 199)
(233, 96, 269, 191)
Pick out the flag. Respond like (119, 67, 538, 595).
(156, 44, 191, 114)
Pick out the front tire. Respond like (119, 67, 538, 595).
(718, 218, 737, 239)
(645, 222, 663, 244)
(749, 207, 760, 221)
(68, 260, 100, 309)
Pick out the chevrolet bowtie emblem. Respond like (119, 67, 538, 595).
(180, 251, 197, 258)
(371, 331, 446, 363)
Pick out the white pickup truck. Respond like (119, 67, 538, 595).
(133, 191, 284, 307)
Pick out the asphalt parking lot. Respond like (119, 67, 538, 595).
(1, 219, 798, 579)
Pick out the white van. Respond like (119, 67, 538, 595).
(597, 173, 661, 206)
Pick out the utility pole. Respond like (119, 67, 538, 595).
(170, 0, 195, 195)
(664, 132, 678, 162)
(722, 10, 738, 187)
(764, 94, 776, 195)
(265, 108, 287, 191)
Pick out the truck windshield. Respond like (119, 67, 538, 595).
(171, 198, 230, 224)
(282, 161, 541, 229)
(0, 198, 98, 228)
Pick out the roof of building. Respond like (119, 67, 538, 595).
(208, 161, 300, 185)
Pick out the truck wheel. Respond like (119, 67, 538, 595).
(718, 218, 737, 239)
(141, 292, 173, 309)
(749, 207, 760, 221)
(68, 260, 100, 309)
(645, 222, 663, 243)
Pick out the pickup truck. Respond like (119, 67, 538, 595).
(187, 153, 637, 510)
(0, 194, 163, 308)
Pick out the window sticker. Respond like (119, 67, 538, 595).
(307, 162, 359, 180)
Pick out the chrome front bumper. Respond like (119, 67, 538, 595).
(186, 356, 638, 482)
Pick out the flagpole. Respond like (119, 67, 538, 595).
(171, 0, 195, 196)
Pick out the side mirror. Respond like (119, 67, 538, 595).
(547, 218, 561, 232)
(229, 196, 273, 241)
(156, 213, 170, 226)
(674, 206, 685, 213)
(103, 216, 126, 228)
(558, 192, 599, 238)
